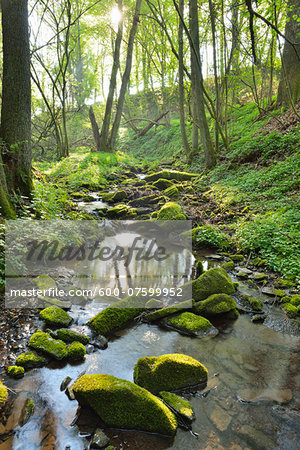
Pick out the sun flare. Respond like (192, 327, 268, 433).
(111, 6, 122, 29)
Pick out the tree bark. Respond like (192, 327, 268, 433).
(99, 0, 123, 152)
(1, 0, 32, 197)
(189, 0, 216, 168)
(277, 0, 300, 106)
(178, 0, 190, 159)
(89, 106, 101, 151)
(109, 0, 143, 151)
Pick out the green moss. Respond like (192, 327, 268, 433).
(290, 295, 300, 307)
(195, 260, 204, 276)
(145, 170, 198, 183)
(273, 289, 286, 298)
(144, 299, 193, 322)
(241, 295, 263, 311)
(282, 303, 298, 318)
(229, 254, 244, 262)
(39, 306, 72, 327)
(52, 329, 90, 344)
(194, 293, 236, 316)
(145, 298, 162, 309)
(233, 282, 239, 290)
(34, 274, 56, 290)
(29, 330, 68, 360)
(253, 273, 268, 281)
(72, 374, 177, 436)
(164, 185, 179, 197)
(106, 204, 129, 218)
(274, 279, 296, 288)
(133, 353, 208, 393)
(157, 202, 186, 220)
(159, 391, 195, 422)
(0, 381, 8, 406)
(223, 308, 239, 320)
(281, 296, 292, 303)
(19, 398, 35, 426)
(7, 365, 25, 379)
(16, 351, 48, 370)
(191, 267, 236, 301)
(221, 261, 234, 271)
(88, 295, 146, 336)
(67, 342, 86, 361)
(153, 178, 174, 190)
(109, 190, 128, 203)
(165, 312, 217, 337)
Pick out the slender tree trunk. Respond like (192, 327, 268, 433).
(99, 0, 123, 152)
(89, 106, 101, 151)
(109, 0, 143, 151)
(189, 0, 216, 168)
(0, 154, 15, 218)
(277, 0, 300, 106)
(208, 0, 219, 152)
(178, 0, 190, 159)
(1, 0, 32, 197)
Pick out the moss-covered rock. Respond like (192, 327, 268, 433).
(144, 299, 193, 322)
(72, 374, 177, 436)
(223, 308, 239, 320)
(240, 295, 263, 311)
(145, 170, 198, 182)
(145, 298, 162, 309)
(274, 279, 296, 289)
(163, 312, 218, 338)
(195, 260, 204, 276)
(106, 204, 130, 218)
(52, 329, 90, 344)
(7, 365, 25, 379)
(164, 185, 179, 198)
(134, 353, 208, 393)
(229, 254, 244, 262)
(159, 391, 195, 422)
(16, 351, 48, 370)
(290, 295, 300, 307)
(282, 303, 298, 318)
(153, 178, 174, 190)
(88, 295, 146, 336)
(34, 274, 56, 290)
(67, 342, 86, 361)
(0, 381, 8, 407)
(273, 289, 286, 298)
(194, 293, 236, 317)
(252, 272, 268, 281)
(191, 267, 236, 302)
(221, 260, 234, 271)
(128, 194, 161, 207)
(29, 330, 68, 360)
(157, 202, 186, 220)
(39, 306, 72, 327)
(109, 190, 128, 203)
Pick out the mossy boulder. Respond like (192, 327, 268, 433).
(19, 398, 35, 427)
(67, 342, 86, 361)
(282, 303, 298, 318)
(160, 391, 195, 422)
(0, 381, 8, 407)
(194, 293, 236, 317)
(39, 306, 72, 327)
(7, 365, 25, 379)
(128, 194, 160, 207)
(134, 353, 208, 393)
(221, 260, 234, 271)
(153, 178, 174, 190)
(16, 351, 48, 370)
(145, 170, 198, 183)
(29, 330, 68, 360)
(157, 202, 186, 220)
(109, 190, 128, 203)
(88, 295, 146, 336)
(240, 295, 263, 311)
(106, 204, 129, 218)
(34, 274, 56, 290)
(72, 374, 177, 436)
(191, 267, 236, 302)
(290, 295, 300, 307)
(229, 254, 244, 262)
(164, 185, 179, 198)
(163, 312, 218, 338)
(51, 329, 90, 344)
(144, 299, 193, 322)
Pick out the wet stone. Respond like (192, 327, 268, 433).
(92, 335, 108, 350)
(90, 429, 110, 449)
(209, 404, 232, 431)
(60, 376, 72, 391)
(238, 388, 293, 404)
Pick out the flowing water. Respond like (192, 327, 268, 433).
(1, 203, 300, 450)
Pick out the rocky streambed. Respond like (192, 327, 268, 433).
(1, 168, 300, 449)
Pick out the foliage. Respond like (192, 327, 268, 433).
(195, 225, 231, 250)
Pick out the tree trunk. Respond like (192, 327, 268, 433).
(189, 0, 216, 168)
(99, 0, 123, 152)
(1, 0, 32, 197)
(178, 0, 190, 159)
(277, 0, 300, 106)
(133, 111, 169, 139)
(89, 106, 101, 151)
(109, 0, 143, 152)
(0, 154, 15, 218)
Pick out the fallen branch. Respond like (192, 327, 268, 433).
(133, 111, 169, 139)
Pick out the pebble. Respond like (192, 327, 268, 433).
(90, 429, 110, 449)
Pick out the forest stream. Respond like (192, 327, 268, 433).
(1, 174, 300, 450)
